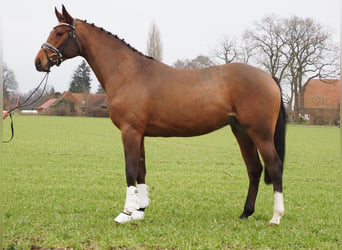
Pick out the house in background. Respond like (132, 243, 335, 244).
(36, 98, 58, 112)
(300, 79, 340, 125)
(37, 91, 108, 117)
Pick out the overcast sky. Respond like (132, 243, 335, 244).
(2, 0, 340, 93)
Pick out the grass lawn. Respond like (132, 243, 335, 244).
(2, 115, 341, 249)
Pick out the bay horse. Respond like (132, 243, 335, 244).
(35, 6, 286, 225)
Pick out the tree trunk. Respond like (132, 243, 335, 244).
(293, 80, 299, 121)
(298, 77, 305, 117)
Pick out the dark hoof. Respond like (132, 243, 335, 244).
(239, 213, 249, 219)
(239, 207, 254, 219)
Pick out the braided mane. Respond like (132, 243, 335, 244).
(81, 19, 154, 60)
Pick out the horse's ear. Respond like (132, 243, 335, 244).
(55, 7, 64, 23)
(61, 5, 74, 25)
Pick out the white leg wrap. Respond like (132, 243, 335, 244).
(114, 186, 139, 223)
(131, 184, 151, 220)
(114, 211, 132, 223)
(124, 186, 139, 213)
(137, 184, 151, 209)
(269, 191, 285, 225)
(115, 185, 151, 223)
(131, 210, 145, 220)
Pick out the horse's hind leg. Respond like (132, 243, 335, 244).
(255, 139, 284, 225)
(231, 125, 263, 219)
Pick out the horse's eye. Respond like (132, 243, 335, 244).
(57, 32, 63, 36)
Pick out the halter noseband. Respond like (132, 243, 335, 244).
(41, 18, 80, 68)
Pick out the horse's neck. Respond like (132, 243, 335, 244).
(76, 22, 149, 89)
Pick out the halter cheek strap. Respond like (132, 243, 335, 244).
(41, 18, 80, 67)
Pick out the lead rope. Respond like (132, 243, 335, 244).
(3, 72, 50, 143)
(3, 113, 14, 143)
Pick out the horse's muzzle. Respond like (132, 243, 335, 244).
(35, 52, 51, 72)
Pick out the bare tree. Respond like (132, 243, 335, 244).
(238, 39, 257, 64)
(244, 15, 289, 82)
(245, 15, 339, 119)
(3, 63, 19, 98)
(188, 55, 216, 69)
(173, 59, 190, 69)
(19, 85, 55, 110)
(146, 22, 163, 61)
(283, 16, 339, 118)
(211, 35, 239, 64)
(211, 34, 256, 64)
(173, 55, 216, 69)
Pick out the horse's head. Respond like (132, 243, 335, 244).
(35, 5, 81, 72)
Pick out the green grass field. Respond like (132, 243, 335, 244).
(2, 115, 340, 249)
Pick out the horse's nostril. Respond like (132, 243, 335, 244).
(35, 58, 42, 70)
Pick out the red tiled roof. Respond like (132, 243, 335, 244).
(304, 79, 340, 109)
(58, 91, 79, 103)
(37, 98, 58, 110)
(52, 91, 107, 108)
(37, 91, 108, 111)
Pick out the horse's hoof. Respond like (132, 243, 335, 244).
(239, 214, 249, 219)
(268, 216, 281, 226)
(239, 206, 254, 219)
(114, 212, 132, 223)
(114, 210, 145, 223)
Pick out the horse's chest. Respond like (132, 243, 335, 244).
(108, 98, 146, 130)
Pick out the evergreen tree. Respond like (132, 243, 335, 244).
(96, 84, 105, 94)
(69, 60, 92, 93)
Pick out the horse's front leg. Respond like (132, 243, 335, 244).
(132, 137, 151, 220)
(114, 129, 150, 223)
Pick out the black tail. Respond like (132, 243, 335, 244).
(264, 76, 286, 185)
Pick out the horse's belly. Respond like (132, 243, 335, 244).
(144, 111, 234, 137)
(143, 85, 234, 137)
(144, 125, 224, 137)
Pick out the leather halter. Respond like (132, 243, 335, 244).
(41, 18, 80, 68)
